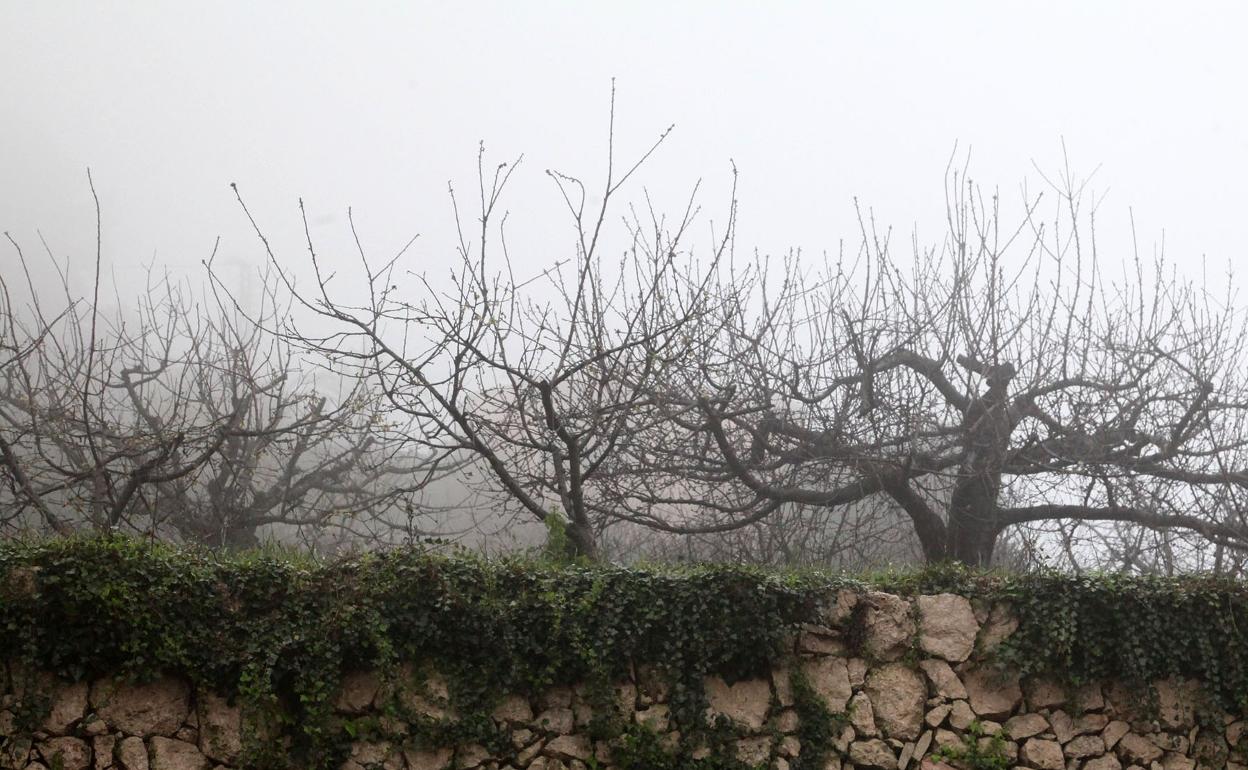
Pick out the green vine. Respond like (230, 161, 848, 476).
(6, 538, 1248, 769)
(932, 721, 1010, 770)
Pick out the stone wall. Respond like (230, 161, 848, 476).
(3, 590, 1245, 770)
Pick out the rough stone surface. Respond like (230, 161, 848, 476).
(196, 692, 241, 764)
(850, 692, 880, 737)
(1005, 713, 1049, 740)
(4, 590, 1245, 770)
(863, 593, 916, 662)
(917, 594, 978, 662)
(404, 746, 453, 770)
(1022, 738, 1065, 770)
(801, 656, 853, 712)
(42, 680, 88, 735)
(1023, 676, 1067, 711)
(37, 736, 90, 770)
(704, 676, 771, 730)
(865, 663, 925, 741)
(1084, 755, 1124, 770)
(1118, 733, 1164, 765)
(92, 734, 117, 770)
(851, 738, 900, 770)
(918, 659, 968, 700)
(1066, 735, 1106, 758)
(949, 700, 977, 731)
(92, 677, 191, 737)
(1103, 720, 1131, 750)
(734, 736, 771, 765)
(1155, 678, 1200, 731)
(544, 734, 591, 761)
(977, 602, 1019, 653)
(962, 667, 1022, 719)
(535, 706, 575, 734)
(149, 736, 210, 770)
(116, 736, 150, 770)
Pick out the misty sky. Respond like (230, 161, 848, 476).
(3, 3, 1247, 302)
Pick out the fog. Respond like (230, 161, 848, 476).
(4, 3, 1248, 570)
(4, 3, 1246, 294)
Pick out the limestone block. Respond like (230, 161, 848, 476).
(149, 736, 210, 770)
(404, 746, 452, 770)
(92, 677, 191, 737)
(851, 692, 880, 737)
(919, 659, 968, 700)
(1020, 738, 1064, 770)
(925, 704, 951, 728)
(734, 736, 771, 765)
(37, 736, 90, 770)
(116, 736, 149, 770)
(863, 593, 916, 662)
(800, 657, 853, 712)
(1066, 735, 1106, 758)
(1050, 710, 1076, 743)
(1154, 678, 1199, 731)
(776, 708, 799, 733)
(917, 594, 978, 663)
(948, 701, 976, 731)
(1102, 720, 1130, 750)
(703, 676, 770, 731)
(977, 603, 1019, 654)
(534, 707, 574, 735)
(1117, 734, 1164, 765)
(848, 658, 869, 688)
(1162, 753, 1196, 770)
(1083, 755, 1123, 770)
(772, 666, 795, 708)
(799, 624, 846, 656)
(865, 663, 925, 741)
(196, 692, 241, 764)
(1023, 676, 1066, 711)
(962, 667, 1021, 720)
(1004, 713, 1048, 740)
(819, 589, 860, 626)
(1192, 730, 1228, 767)
(42, 680, 88, 735)
(850, 738, 900, 770)
(92, 734, 117, 770)
(779, 735, 801, 758)
(492, 694, 534, 724)
(544, 735, 591, 762)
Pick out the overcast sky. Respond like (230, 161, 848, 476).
(3, 3, 1247, 303)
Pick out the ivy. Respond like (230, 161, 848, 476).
(932, 721, 1010, 770)
(788, 668, 847, 770)
(4, 539, 1248, 769)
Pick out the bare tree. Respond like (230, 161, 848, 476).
(243, 100, 736, 559)
(1, 227, 442, 547)
(603, 158, 1248, 568)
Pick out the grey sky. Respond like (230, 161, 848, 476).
(3, 3, 1247, 298)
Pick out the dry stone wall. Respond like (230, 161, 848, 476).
(3, 590, 1245, 770)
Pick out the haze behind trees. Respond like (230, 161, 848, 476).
(4, 122, 1248, 575)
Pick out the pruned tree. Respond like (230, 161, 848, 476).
(1, 225, 442, 547)
(602, 159, 1248, 568)
(243, 103, 736, 559)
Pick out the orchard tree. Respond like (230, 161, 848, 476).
(239, 105, 735, 559)
(604, 162, 1248, 567)
(1, 225, 443, 547)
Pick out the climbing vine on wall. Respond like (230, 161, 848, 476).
(3, 538, 1248, 768)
